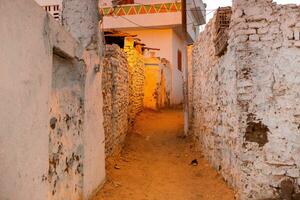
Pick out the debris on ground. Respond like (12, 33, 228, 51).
(114, 164, 121, 169)
(190, 159, 198, 166)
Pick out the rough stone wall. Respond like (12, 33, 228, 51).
(102, 44, 129, 156)
(124, 38, 145, 125)
(187, 45, 194, 134)
(192, 1, 300, 199)
(192, 14, 240, 192)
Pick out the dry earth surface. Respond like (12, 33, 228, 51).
(94, 109, 235, 200)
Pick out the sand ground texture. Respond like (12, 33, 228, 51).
(94, 109, 235, 200)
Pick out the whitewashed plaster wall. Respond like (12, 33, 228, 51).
(61, 1, 106, 198)
(0, 0, 105, 199)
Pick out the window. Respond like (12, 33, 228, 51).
(43, 5, 61, 22)
(177, 50, 182, 71)
(214, 7, 232, 56)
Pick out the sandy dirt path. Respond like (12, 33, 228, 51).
(94, 109, 235, 200)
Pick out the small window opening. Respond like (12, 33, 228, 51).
(177, 50, 182, 71)
(214, 7, 232, 56)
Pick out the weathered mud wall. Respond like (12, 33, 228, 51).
(102, 44, 129, 156)
(61, 0, 106, 198)
(62, 0, 99, 47)
(0, 0, 105, 199)
(143, 56, 170, 110)
(143, 57, 162, 110)
(124, 38, 145, 125)
(49, 54, 85, 199)
(192, 0, 300, 199)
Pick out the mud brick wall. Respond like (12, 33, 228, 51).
(102, 44, 129, 156)
(192, 0, 300, 199)
(124, 38, 145, 126)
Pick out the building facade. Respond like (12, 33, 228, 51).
(99, 0, 206, 105)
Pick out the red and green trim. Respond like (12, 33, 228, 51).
(100, 2, 182, 16)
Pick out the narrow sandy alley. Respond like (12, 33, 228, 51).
(94, 109, 235, 200)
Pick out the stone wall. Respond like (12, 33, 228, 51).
(192, 12, 240, 193)
(124, 38, 145, 125)
(187, 45, 194, 134)
(102, 38, 146, 157)
(192, 0, 300, 199)
(102, 44, 129, 156)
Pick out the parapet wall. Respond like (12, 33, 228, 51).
(192, 0, 300, 199)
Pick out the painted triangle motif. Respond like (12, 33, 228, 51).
(123, 6, 131, 15)
(99, 8, 104, 15)
(103, 8, 109, 15)
(117, 7, 126, 16)
(159, 4, 168, 13)
(164, 3, 172, 12)
(154, 4, 162, 12)
(144, 5, 151, 13)
(135, 5, 141, 14)
(176, 3, 182, 11)
(148, 5, 157, 14)
(128, 6, 137, 15)
(139, 5, 147, 14)
(169, 3, 177, 12)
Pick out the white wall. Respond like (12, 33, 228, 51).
(127, 29, 173, 61)
(0, 1, 51, 199)
(171, 30, 186, 105)
(82, 50, 106, 199)
(0, 1, 106, 199)
(34, 0, 62, 6)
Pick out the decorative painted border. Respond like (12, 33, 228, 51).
(100, 2, 182, 16)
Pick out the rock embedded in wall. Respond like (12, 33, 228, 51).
(191, 0, 300, 199)
(102, 44, 129, 156)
